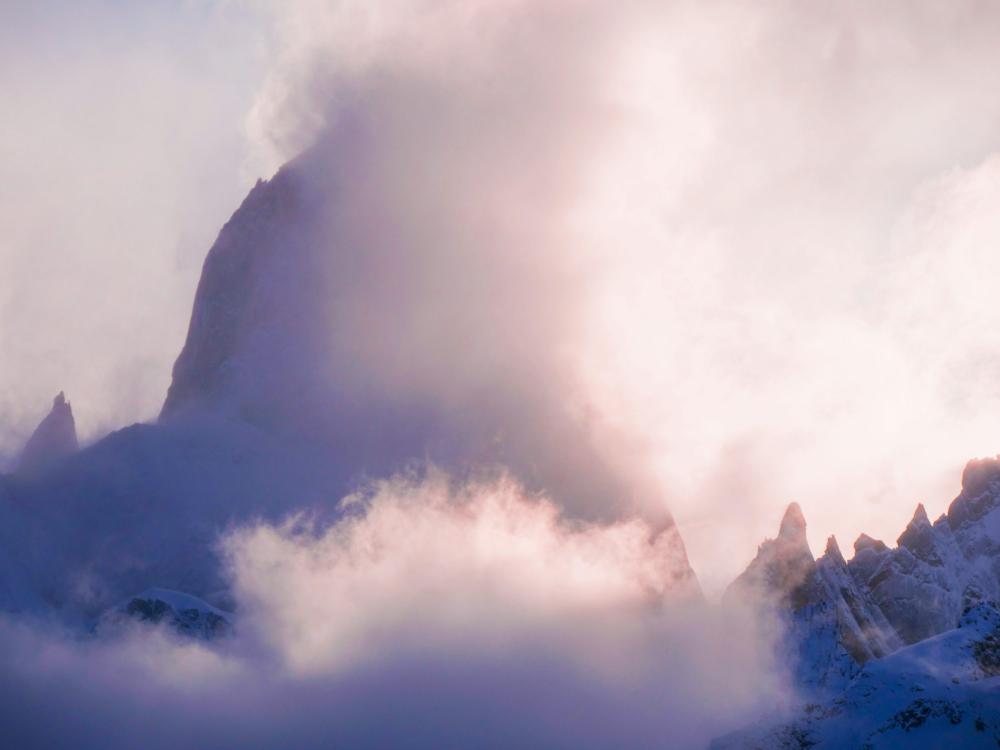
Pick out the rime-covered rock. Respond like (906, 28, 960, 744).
(727, 504, 901, 692)
(727, 503, 815, 609)
(814, 536, 902, 664)
(96, 588, 234, 640)
(848, 458, 1000, 645)
(718, 459, 1000, 748)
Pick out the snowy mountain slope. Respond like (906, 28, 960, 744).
(812, 537, 902, 665)
(716, 459, 1000, 748)
(728, 456, 1000, 698)
(849, 458, 1000, 645)
(711, 602, 1000, 749)
(726, 504, 901, 692)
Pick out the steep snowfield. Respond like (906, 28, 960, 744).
(712, 603, 1000, 749)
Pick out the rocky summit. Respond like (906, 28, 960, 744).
(718, 457, 1000, 748)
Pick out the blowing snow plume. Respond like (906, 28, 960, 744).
(230, 0, 1000, 591)
(160, 1, 685, 530)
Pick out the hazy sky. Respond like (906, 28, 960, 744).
(5, 0, 1000, 592)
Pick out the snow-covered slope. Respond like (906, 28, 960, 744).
(726, 504, 901, 692)
(717, 459, 1000, 748)
(711, 602, 1000, 749)
(849, 458, 1000, 646)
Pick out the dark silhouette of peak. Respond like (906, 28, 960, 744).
(16, 391, 79, 473)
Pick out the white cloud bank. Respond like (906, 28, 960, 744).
(0, 474, 786, 749)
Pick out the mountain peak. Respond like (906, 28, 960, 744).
(16, 391, 79, 473)
(959, 456, 1000, 498)
(823, 535, 845, 565)
(910, 502, 930, 527)
(896, 502, 942, 563)
(778, 502, 807, 542)
(853, 533, 888, 555)
(726, 502, 814, 607)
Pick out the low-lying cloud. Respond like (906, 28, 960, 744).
(0, 475, 786, 749)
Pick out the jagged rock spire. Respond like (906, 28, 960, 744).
(726, 502, 815, 607)
(16, 392, 79, 473)
(897, 502, 937, 557)
(728, 502, 905, 689)
(779, 501, 808, 543)
(824, 535, 846, 566)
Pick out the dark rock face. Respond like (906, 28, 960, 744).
(161, 168, 320, 425)
(728, 503, 816, 610)
(0, 157, 701, 623)
(155, 151, 702, 583)
(16, 392, 79, 473)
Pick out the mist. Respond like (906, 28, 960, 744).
(0, 0, 266, 457)
(242, 0, 1000, 589)
(0, 474, 785, 750)
(6, 0, 1000, 589)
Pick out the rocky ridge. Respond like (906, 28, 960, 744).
(718, 456, 1000, 747)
